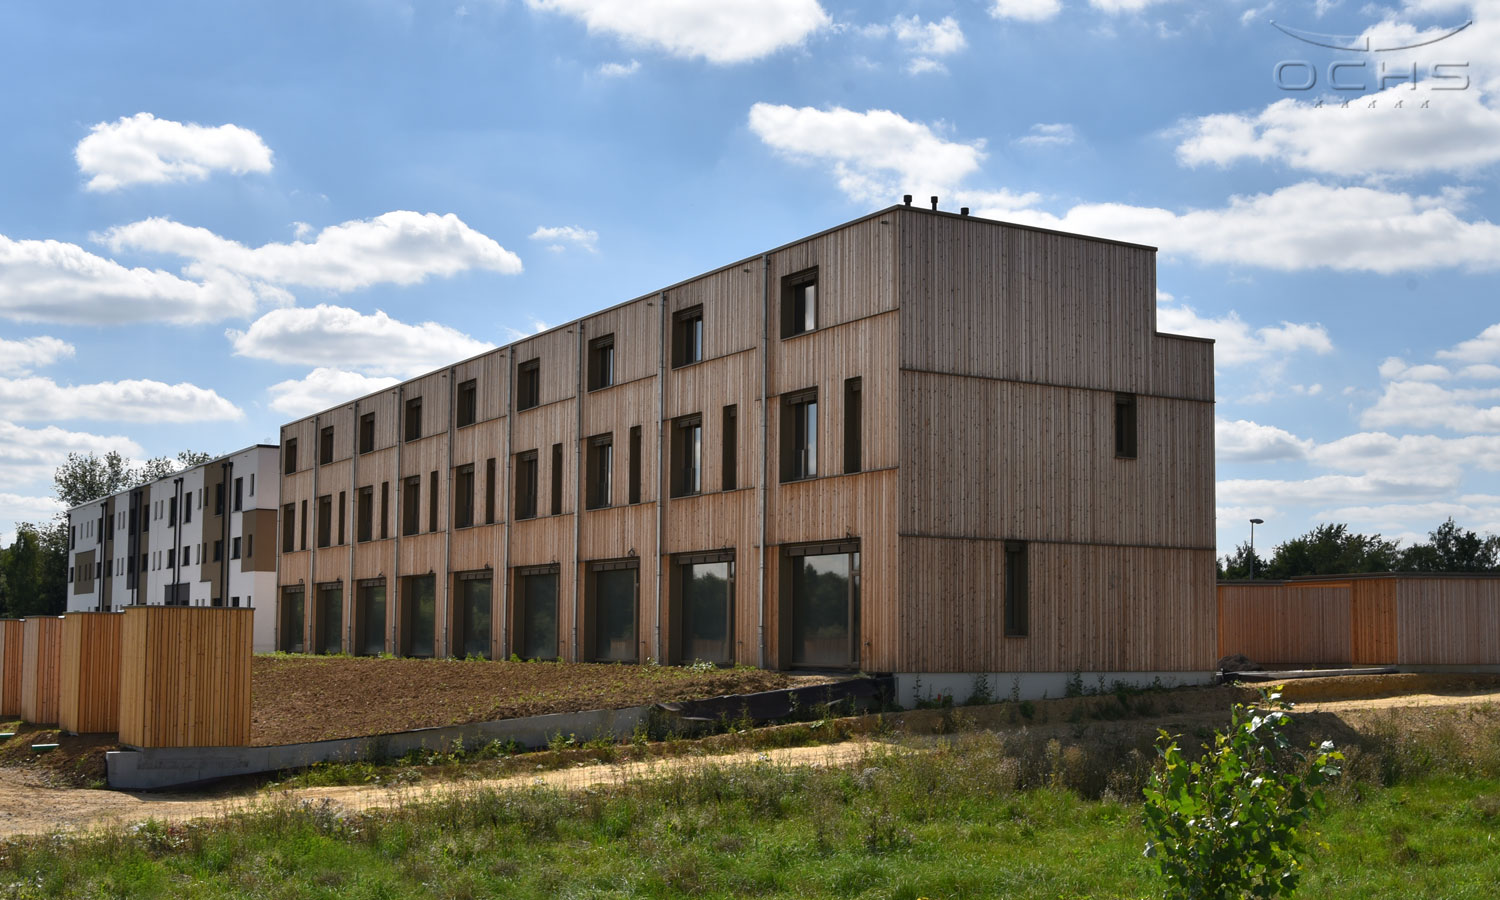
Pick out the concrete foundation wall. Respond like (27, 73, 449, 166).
(894, 670, 1214, 707)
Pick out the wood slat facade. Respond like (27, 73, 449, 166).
(278, 205, 1217, 674)
(0, 620, 21, 717)
(58, 612, 123, 734)
(1218, 575, 1500, 667)
(19, 617, 63, 725)
(118, 607, 253, 748)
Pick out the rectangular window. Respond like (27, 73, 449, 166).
(454, 464, 475, 528)
(359, 412, 376, 454)
(337, 490, 346, 545)
(247, 534, 253, 557)
(428, 470, 439, 533)
(231, 536, 242, 559)
(213, 539, 223, 562)
(587, 334, 615, 391)
(679, 552, 734, 664)
(357, 581, 386, 656)
(234, 477, 243, 512)
(781, 268, 818, 338)
(357, 486, 374, 542)
(786, 541, 860, 668)
(216, 482, 224, 516)
(1115, 392, 1138, 459)
(516, 567, 559, 660)
(457, 379, 477, 427)
(250, 473, 255, 496)
(843, 377, 862, 474)
(628, 425, 642, 505)
(402, 477, 421, 536)
(168, 495, 177, 526)
(590, 562, 637, 662)
(780, 389, 818, 482)
(721, 405, 737, 491)
(316, 584, 343, 654)
(586, 434, 612, 509)
(550, 443, 563, 515)
(380, 481, 390, 540)
(456, 573, 493, 659)
(284, 438, 298, 474)
(166, 548, 175, 569)
(1005, 540, 1029, 637)
(517, 358, 541, 411)
(515, 451, 538, 520)
(671, 414, 702, 497)
(317, 495, 332, 547)
(280, 587, 305, 653)
(282, 503, 295, 552)
(672, 306, 703, 367)
(484, 458, 496, 525)
(319, 425, 334, 465)
(405, 396, 422, 442)
(401, 575, 437, 658)
(183, 502, 192, 524)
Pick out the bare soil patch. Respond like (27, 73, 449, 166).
(249, 655, 830, 746)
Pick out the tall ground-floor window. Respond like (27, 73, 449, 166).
(677, 551, 734, 665)
(455, 573, 493, 659)
(279, 586, 305, 653)
(783, 541, 860, 668)
(588, 560, 638, 662)
(316, 583, 343, 654)
(356, 579, 386, 656)
(400, 574, 436, 658)
(515, 566, 558, 660)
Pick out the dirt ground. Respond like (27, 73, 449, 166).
(1, 671, 1496, 840)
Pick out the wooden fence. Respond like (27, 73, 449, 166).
(119, 606, 253, 748)
(19, 617, 64, 725)
(0, 620, 22, 717)
(59, 612, 123, 734)
(1218, 575, 1500, 667)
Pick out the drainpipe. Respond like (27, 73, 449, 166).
(221, 460, 232, 607)
(443, 369, 455, 656)
(172, 476, 184, 606)
(501, 349, 513, 656)
(654, 291, 666, 663)
(758, 253, 770, 670)
(573, 325, 584, 663)
(392, 389, 403, 655)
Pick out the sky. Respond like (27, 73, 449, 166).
(2, 0, 1499, 559)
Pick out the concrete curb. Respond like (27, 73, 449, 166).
(107, 704, 652, 791)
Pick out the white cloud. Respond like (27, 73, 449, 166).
(227, 305, 493, 377)
(1359, 380, 1500, 432)
(0, 233, 267, 325)
(1437, 322, 1500, 363)
(0, 336, 74, 375)
(526, 0, 829, 64)
(0, 421, 144, 491)
(1015, 123, 1077, 147)
(0, 377, 242, 423)
(1089, 0, 1177, 11)
(75, 112, 273, 192)
(1175, 93, 1500, 177)
(1459, 364, 1500, 380)
(990, 0, 1061, 21)
(1218, 470, 1460, 507)
(747, 104, 1038, 209)
(529, 225, 599, 253)
(892, 15, 965, 56)
(1156, 303, 1332, 365)
(1310, 499, 1500, 535)
(1309, 431, 1500, 475)
(598, 59, 640, 77)
(1217, 417, 1314, 462)
(503, 317, 552, 341)
(0, 493, 64, 519)
(906, 57, 946, 75)
(1377, 357, 1451, 381)
(267, 368, 400, 417)
(100, 211, 522, 292)
(980, 181, 1500, 274)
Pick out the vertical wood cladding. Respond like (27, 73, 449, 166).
(0, 620, 22, 716)
(20, 616, 63, 725)
(1216, 583, 1353, 666)
(58, 612, 123, 734)
(118, 607, 253, 748)
(277, 207, 1216, 672)
(1395, 576, 1500, 665)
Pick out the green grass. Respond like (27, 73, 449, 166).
(5, 720, 1500, 899)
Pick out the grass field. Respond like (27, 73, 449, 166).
(4, 694, 1500, 898)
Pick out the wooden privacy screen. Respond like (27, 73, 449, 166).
(0, 620, 22, 717)
(118, 607, 253, 749)
(59, 613, 123, 734)
(20, 617, 64, 725)
(1218, 577, 1500, 667)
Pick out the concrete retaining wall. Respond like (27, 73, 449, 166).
(894, 670, 1214, 707)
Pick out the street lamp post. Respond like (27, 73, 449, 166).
(1249, 518, 1264, 579)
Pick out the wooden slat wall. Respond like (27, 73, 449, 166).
(0, 620, 23, 716)
(58, 612, 123, 734)
(1396, 577, 1500, 665)
(118, 607, 253, 748)
(19, 617, 63, 725)
(1216, 583, 1353, 666)
(1350, 577, 1398, 664)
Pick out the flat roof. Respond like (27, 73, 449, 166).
(65, 444, 278, 514)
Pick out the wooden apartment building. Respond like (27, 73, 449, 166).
(277, 203, 1216, 687)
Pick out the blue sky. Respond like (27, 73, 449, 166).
(3, 0, 1499, 559)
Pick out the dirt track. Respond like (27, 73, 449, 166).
(2, 674, 1498, 840)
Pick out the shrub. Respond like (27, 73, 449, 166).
(1142, 687, 1343, 900)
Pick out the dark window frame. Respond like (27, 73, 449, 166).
(1005, 540, 1029, 637)
(722, 404, 738, 491)
(843, 377, 862, 474)
(586, 433, 613, 510)
(404, 396, 423, 443)
(283, 438, 298, 475)
(1115, 392, 1138, 459)
(550, 443, 563, 516)
(456, 379, 478, 428)
(779, 388, 818, 483)
(319, 425, 335, 465)
(672, 305, 704, 368)
(454, 463, 475, 529)
(587, 334, 615, 391)
(402, 476, 421, 536)
(359, 412, 376, 454)
(671, 414, 703, 498)
(780, 267, 818, 339)
(517, 358, 541, 411)
(515, 451, 539, 520)
(628, 425, 642, 505)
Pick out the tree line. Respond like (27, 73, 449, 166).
(1218, 519, 1500, 580)
(0, 450, 213, 617)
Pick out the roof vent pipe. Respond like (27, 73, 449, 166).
(930, 196, 938, 210)
(903, 194, 912, 206)
(961, 207, 970, 216)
